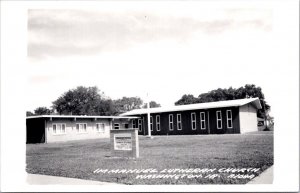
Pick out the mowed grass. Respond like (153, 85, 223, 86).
(26, 132, 273, 185)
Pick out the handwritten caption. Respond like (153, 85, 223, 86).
(93, 168, 260, 180)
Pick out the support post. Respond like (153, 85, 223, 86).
(147, 93, 152, 138)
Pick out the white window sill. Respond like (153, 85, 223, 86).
(77, 132, 88, 134)
(52, 133, 66, 135)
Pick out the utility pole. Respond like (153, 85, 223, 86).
(147, 93, 152, 138)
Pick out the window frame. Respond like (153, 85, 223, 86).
(216, 111, 222, 129)
(96, 123, 105, 133)
(191, 112, 196, 130)
(150, 116, 153, 131)
(123, 123, 129, 129)
(169, 114, 174, 131)
(200, 112, 206, 130)
(156, 115, 160, 131)
(226, 110, 233, 128)
(132, 119, 136, 128)
(76, 123, 88, 133)
(114, 123, 120, 130)
(52, 123, 66, 135)
(138, 119, 142, 132)
(177, 113, 182, 130)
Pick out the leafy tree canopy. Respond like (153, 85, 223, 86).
(175, 84, 270, 118)
(34, 107, 52, 115)
(142, 101, 161, 108)
(26, 111, 35, 116)
(174, 94, 199, 105)
(52, 86, 113, 115)
(113, 97, 143, 114)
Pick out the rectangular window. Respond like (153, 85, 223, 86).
(53, 124, 56, 134)
(132, 120, 136, 128)
(191, 112, 196, 130)
(96, 123, 105, 133)
(177, 114, 182, 130)
(138, 119, 142, 132)
(114, 123, 120, 130)
(124, 123, 129, 129)
(200, 112, 206, 130)
(150, 116, 153, 131)
(226, 110, 233, 128)
(52, 124, 66, 135)
(169, 114, 174, 130)
(156, 115, 160, 131)
(76, 123, 87, 133)
(216, 111, 222, 129)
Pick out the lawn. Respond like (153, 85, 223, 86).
(26, 132, 273, 185)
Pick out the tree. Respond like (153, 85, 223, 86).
(26, 111, 34, 116)
(34, 107, 52, 115)
(113, 97, 143, 113)
(236, 84, 270, 118)
(94, 99, 116, 116)
(175, 94, 198, 105)
(142, 101, 161, 108)
(175, 84, 271, 118)
(52, 86, 110, 115)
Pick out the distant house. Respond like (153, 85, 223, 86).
(120, 98, 262, 135)
(26, 115, 138, 143)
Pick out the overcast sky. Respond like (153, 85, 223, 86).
(27, 5, 274, 112)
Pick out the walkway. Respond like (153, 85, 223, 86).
(27, 174, 119, 185)
(247, 166, 273, 184)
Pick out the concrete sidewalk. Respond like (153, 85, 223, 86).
(27, 174, 120, 185)
(247, 166, 273, 184)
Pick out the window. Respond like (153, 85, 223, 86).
(177, 114, 182, 130)
(52, 124, 66, 135)
(169, 114, 174, 130)
(138, 119, 142, 132)
(96, 123, 105, 133)
(156, 115, 160, 131)
(191, 113, 196, 130)
(124, 123, 129, 129)
(200, 112, 206, 130)
(216, 111, 222, 129)
(114, 123, 120, 130)
(76, 123, 87, 133)
(226, 110, 233, 128)
(150, 116, 153, 131)
(132, 120, 136, 128)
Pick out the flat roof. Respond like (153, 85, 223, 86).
(120, 98, 262, 116)
(26, 115, 140, 119)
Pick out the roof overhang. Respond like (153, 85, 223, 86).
(248, 99, 262, 109)
(26, 115, 140, 119)
(120, 98, 262, 116)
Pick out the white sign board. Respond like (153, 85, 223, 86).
(114, 133, 132, 151)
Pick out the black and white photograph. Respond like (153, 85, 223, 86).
(0, 0, 299, 192)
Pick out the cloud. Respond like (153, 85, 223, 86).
(28, 9, 272, 59)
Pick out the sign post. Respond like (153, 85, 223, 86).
(110, 128, 139, 158)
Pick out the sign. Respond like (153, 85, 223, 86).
(114, 133, 132, 151)
(110, 128, 139, 158)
